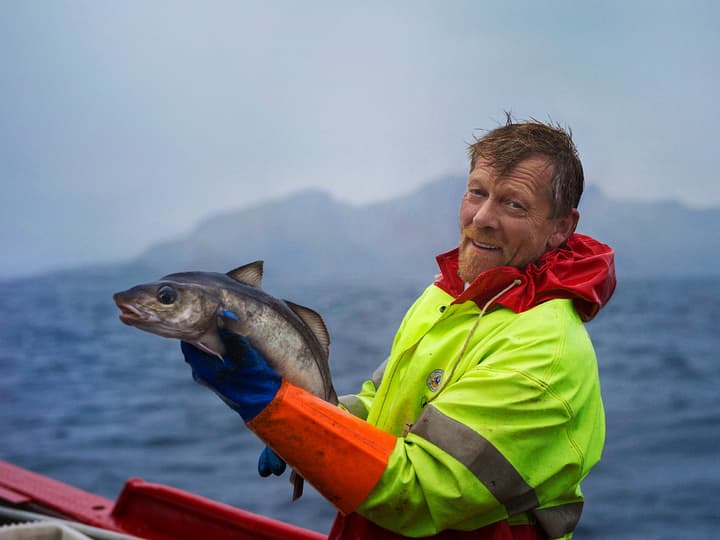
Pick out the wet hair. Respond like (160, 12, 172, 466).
(467, 113, 584, 218)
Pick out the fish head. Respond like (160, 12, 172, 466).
(113, 278, 221, 342)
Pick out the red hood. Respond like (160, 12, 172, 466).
(435, 233, 616, 322)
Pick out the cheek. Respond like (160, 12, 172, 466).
(459, 201, 475, 227)
(515, 222, 554, 255)
(504, 222, 544, 256)
(173, 300, 205, 324)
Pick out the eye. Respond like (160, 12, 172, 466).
(502, 196, 527, 212)
(156, 285, 177, 305)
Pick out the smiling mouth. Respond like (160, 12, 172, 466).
(471, 240, 501, 251)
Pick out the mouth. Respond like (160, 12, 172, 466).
(469, 239, 502, 252)
(113, 295, 148, 326)
(117, 304, 146, 325)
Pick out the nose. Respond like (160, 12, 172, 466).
(468, 199, 500, 229)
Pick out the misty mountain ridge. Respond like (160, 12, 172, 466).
(134, 175, 720, 289)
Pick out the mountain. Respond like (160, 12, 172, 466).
(577, 185, 720, 278)
(133, 177, 720, 289)
(135, 178, 466, 290)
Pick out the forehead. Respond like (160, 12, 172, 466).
(468, 156, 553, 191)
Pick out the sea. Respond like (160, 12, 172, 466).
(1, 269, 719, 539)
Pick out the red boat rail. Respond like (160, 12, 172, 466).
(0, 460, 326, 540)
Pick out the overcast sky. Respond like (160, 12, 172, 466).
(1, 1, 718, 279)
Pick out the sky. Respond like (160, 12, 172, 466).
(1, 1, 718, 279)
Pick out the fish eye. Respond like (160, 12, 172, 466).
(156, 285, 178, 305)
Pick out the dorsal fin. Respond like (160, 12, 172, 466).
(285, 300, 330, 355)
(227, 261, 264, 288)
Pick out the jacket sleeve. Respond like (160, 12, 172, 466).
(337, 359, 387, 419)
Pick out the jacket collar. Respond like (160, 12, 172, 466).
(434, 233, 616, 322)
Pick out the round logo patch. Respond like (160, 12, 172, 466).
(426, 369, 444, 392)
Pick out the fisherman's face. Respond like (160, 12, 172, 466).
(458, 156, 578, 283)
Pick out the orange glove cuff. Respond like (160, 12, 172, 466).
(247, 380, 397, 513)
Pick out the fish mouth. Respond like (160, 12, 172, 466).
(113, 294, 151, 326)
(116, 303, 147, 326)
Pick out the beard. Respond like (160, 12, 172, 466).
(458, 235, 500, 283)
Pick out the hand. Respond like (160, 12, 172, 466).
(180, 312, 282, 422)
(258, 446, 286, 477)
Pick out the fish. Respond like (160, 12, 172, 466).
(112, 260, 338, 499)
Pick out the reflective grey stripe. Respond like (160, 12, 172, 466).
(338, 394, 369, 420)
(411, 405, 539, 516)
(533, 502, 583, 538)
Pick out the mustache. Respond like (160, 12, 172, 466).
(460, 228, 501, 245)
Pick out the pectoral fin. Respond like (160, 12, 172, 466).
(195, 331, 226, 360)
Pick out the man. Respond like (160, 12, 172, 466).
(182, 118, 616, 539)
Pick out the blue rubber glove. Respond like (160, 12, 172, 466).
(258, 446, 286, 477)
(180, 312, 282, 422)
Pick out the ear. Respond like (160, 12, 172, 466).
(547, 209, 579, 250)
